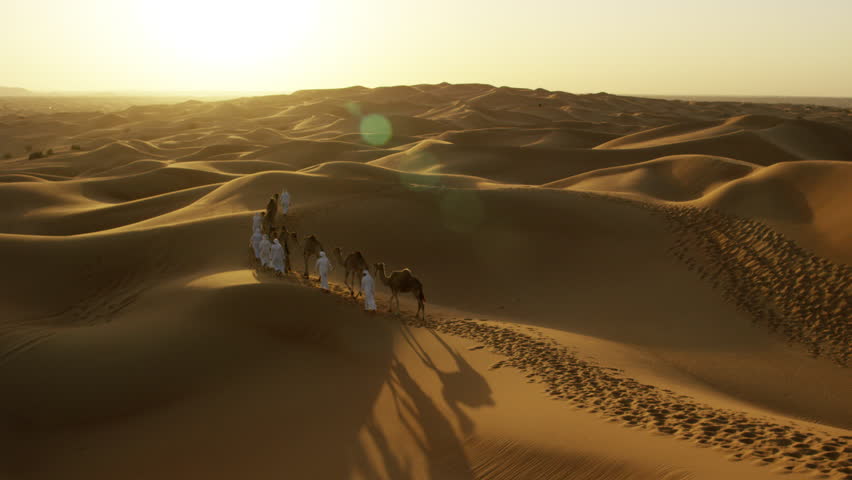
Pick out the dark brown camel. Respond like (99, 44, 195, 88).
(301, 234, 324, 278)
(276, 229, 297, 273)
(332, 247, 369, 297)
(373, 262, 426, 319)
(263, 194, 278, 234)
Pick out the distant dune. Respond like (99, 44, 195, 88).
(0, 84, 849, 480)
(0, 86, 33, 96)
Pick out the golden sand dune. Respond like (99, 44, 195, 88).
(0, 84, 850, 479)
(544, 154, 758, 200)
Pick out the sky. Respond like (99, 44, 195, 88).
(2, 0, 851, 97)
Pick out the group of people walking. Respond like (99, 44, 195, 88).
(249, 189, 377, 313)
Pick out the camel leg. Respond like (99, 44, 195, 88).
(345, 269, 354, 297)
(303, 253, 309, 278)
(413, 291, 424, 319)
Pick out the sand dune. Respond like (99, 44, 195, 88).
(0, 84, 849, 479)
(544, 155, 758, 200)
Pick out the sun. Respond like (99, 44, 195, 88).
(134, 0, 319, 69)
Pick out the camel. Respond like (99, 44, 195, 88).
(263, 194, 278, 234)
(373, 262, 426, 319)
(332, 247, 369, 297)
(301, 234, 324, 278)
(276, 229, 298, 273)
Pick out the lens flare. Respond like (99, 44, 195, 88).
(360, 114, 392, 146)
(344, 101, 362, 117)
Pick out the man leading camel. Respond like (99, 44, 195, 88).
(362, 269, 376, 313)
(270, 238, 286, 276)
(259, 233, 273, 269)
(250, 226, 263, 262)
(315, 251, 333, 291)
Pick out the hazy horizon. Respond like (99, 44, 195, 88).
(3, 0, 851, 97)
(5, 85, 852, 100)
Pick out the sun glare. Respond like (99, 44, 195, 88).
(134, 0, 319, 69)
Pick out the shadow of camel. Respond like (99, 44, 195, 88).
(385, 358, 474, 479)
(397, 323, 495, 436)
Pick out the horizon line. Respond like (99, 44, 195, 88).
(2, 85, 852, 101)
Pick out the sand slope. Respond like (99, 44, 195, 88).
(0, 84, 850, 480)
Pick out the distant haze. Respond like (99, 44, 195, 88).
(2, 0, 851, 97)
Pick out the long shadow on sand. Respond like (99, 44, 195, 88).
(251, 269, 497, 479)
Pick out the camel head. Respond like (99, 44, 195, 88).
(373, 262, 385, 278)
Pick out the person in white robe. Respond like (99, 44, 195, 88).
(362, 269, 377, 312)
(270, 238, 286, 275)
(252, 212, 262, 232)
(279, 189, 291, 215)
(251, 227, 263, 261)
(315, 251, 333, 291)
(259, 234, 273, 269)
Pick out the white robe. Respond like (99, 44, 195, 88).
(251, 230, 263, 260)
(252, 212, 262, 232)
(362, 271, 376, 311)
(315, 252, 332, 290)
(270, 240, 285, 273)
(259, 236, 272, 267)
(279, 191, 290, 215)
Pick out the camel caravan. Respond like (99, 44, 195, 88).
(248, 189, 426, 319)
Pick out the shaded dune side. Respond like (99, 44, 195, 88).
(544, 155, 758, 201)
(301, 161, 490, 189)
(0, 214, 249, 324)
(566, 190, 851, 366)
(366, 128, 843, 185)
(435, 127, 618, 149)
(238, 139, 379, 169)
(173, 143, 267, 162)
(698, 161, 852, 264)
(0, 281, 392, 431)
(596, 115, 852, 163)
(77, 167, 233, 202)
(546, 159, 852, 262)
(595, 115, 783, 149)
(6, 184, 219, 236)
(665, 205, 851, 366)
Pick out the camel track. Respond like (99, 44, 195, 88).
(400, 313, 851, 479)
(574, 191, 851, 367)
(276, 266, 851, 479)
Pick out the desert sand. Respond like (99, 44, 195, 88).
(0, 84, 850, 479)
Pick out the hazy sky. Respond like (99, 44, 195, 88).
(3, 0, 851, 96)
